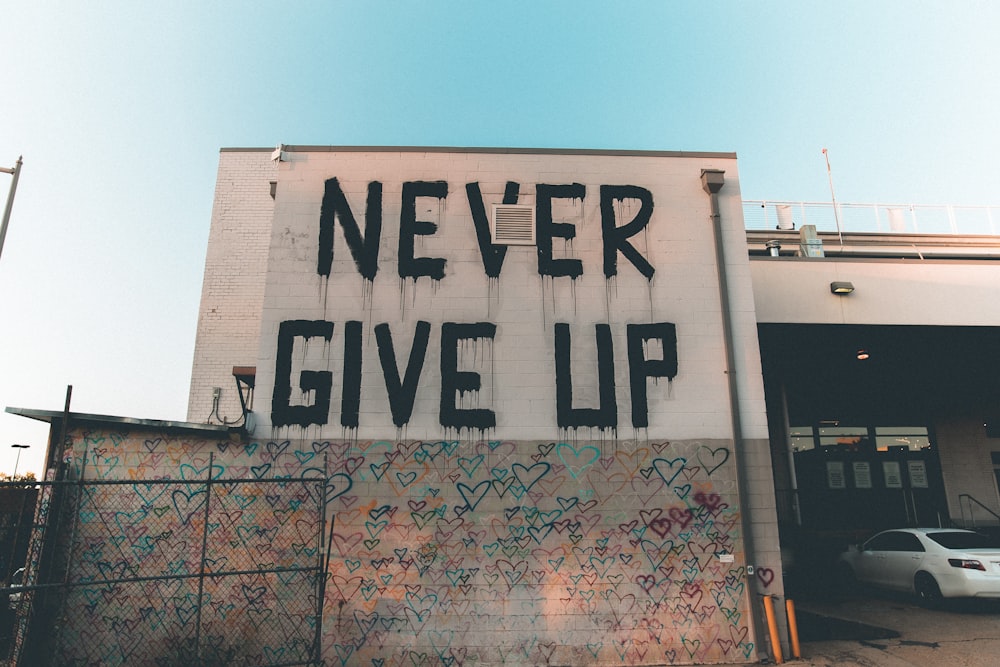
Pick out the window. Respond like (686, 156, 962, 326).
(890, 532, 924, 552)
(928, 531, 1000, 550)
(788, 425, 869, 451)
(789, 426, 815, 452)
(790, 424, 932, 452)
(864, 533, 894, 551)
(818, 426, 868, 448)
(865, 531, 924, 552)
(875, 426, 930, 452)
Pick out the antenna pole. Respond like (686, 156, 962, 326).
(822, 148, 843, 245)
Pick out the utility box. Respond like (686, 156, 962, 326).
(799, 224, 825, 257)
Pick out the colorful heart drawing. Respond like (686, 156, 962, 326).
(755, 566, 775, 587)
(556, 444, 600, 479)
(55, 428, 757, 667)
(697, 446, 731, 476)
(456, 480, 491, 512)
(511, 462, 550, 491)
(651, 457, 687, 486)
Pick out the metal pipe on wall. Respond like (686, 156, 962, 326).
(702, 169, 772, 659)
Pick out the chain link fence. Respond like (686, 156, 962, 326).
(4, 464, 327, 667)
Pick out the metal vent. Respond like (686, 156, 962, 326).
(491, 204, 536, 245)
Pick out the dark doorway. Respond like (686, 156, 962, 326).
(759, 324, 1000, 531)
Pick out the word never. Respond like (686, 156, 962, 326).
(318, 178, 656, 281)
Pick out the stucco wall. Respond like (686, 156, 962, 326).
(750, 257, 1000, 326)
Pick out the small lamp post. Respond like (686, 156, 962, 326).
(11, 444, 29, 478)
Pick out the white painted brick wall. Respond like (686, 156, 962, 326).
(186, 150, 276, 424)
(237, 149, 768, 444)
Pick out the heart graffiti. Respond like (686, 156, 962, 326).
(56, 430, 755, 667)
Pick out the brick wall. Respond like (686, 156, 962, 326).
(46, 425, 771, 666)
(187, 150, 276, 425)
(177, 147, 784, 664)
(253, 149, 765, 443)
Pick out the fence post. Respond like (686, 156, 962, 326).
(194, 452, 214, 662)
(313, 453, 329, 663)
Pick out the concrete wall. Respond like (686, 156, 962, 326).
(750, 257, 1000, 325)
(936, 414, 1000, 523)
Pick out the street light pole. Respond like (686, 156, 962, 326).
(0, 155, 24, 262)
(11, 444, 30, 478)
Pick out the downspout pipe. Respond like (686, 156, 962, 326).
(701, 169, 770, 658)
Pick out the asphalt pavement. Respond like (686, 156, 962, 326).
(772, 590, 1000, 666)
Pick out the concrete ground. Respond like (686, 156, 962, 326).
(776, 591, 1000, 666)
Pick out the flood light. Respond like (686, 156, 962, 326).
(830, 281, 855, 295)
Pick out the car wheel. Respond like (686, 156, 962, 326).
(914, 572, 943, 608)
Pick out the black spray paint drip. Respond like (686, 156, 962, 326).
(465, 181, 520, 279)
(627, 322, 678, 428)
(440, 322, 496, 431)
(375, 320, 430, 428)
(317, 178, 382, 281)
(271, 320, 334, 428)
(398, 180, 448, 282)
(601, 184, 655, 280)
(554, 322, 617, 431)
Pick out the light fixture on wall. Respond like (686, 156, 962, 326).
(856, 348, 870, 361)
(830, 281, 855, 295)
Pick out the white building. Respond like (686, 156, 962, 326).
(187, 146, 780, 665)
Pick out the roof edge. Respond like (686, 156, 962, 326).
(6, 407, 234, 437)
(220, 145, 738, 159)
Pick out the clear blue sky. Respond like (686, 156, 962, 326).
(1, 1, 998, 476)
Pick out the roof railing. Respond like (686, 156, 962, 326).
(743, 200, 1000, 237)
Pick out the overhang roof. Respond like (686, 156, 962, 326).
(6, 407, 234, 438)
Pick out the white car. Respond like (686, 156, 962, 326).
(838, 528, 1000, 605)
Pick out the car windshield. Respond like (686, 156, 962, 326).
(927, 532, 1000, 550)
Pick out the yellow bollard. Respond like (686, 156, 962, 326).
(762, 594, 784, 664)
(786, 598, 801, 659)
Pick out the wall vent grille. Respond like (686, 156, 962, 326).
(491, 204, 536, 245)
